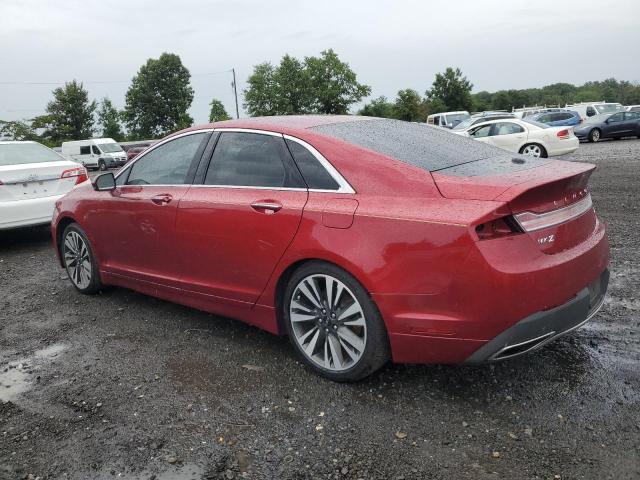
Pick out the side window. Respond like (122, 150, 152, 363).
(80, 146, 90, 155)
(586, 106, 596, 117)
(205, 132, 304, 188)
(608, 113, 624, 122)
(559, 113, 573, 121)
(624, 112, 639, 120)
(630, 107, 640, 113)
(494, 122, 524, 136)
(126, 133, 207, 185)
(470, 125, 492, 138)
(285, 139, 339, 190)
(92, 145, 101, 155)
(537, 114, 551, 123)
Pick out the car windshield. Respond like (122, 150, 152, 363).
(98, 142, 124, 153)
(452, 118, 475, 130)
(522, 119, 549, 129)
(0, 142, 64, 166)
(445, 113, 470, 124)
(311, 118, 514, 172)
(595, 104, 623, 114)
(584, 114, 610, 124)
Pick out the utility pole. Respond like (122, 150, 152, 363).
(232, 68, 240, 119)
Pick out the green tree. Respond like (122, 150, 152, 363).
(425, 67, 473, 112)
(305, 49, 371, 114)
(244, 50, 370, 116)
(123, 53, 194, 138)
(38, 80, 96, 143)
(97, 98, 124, 140)
(243, 62, 278, 117)
(0, 120, 40, 141)
(358, 96, 394, 118)
(392, 89, 423, 121)
(208, 99, 231, 122)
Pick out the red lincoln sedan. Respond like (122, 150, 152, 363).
(52, 116, 609, 381)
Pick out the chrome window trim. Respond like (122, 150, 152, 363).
(113, 127, 356, 194)
(282, 134, 355, 194)
(113, 129, 214, 183)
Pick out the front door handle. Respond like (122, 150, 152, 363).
(151, 193, 173, 205)
(251, 201, 282, 214)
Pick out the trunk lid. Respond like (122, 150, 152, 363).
(432, 158, 597, 254)
(0, 160, 80, 202)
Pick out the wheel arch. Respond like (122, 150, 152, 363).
(54, 215, 78, 267)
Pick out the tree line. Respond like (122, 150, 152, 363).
(2, 49, 639, 146)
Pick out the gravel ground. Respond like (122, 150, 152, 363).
(1, 139, 639, 480)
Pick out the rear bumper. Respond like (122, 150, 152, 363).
(0, 194, 64, 230)
(548, 138, 579, 156)
(464, 269, 608, 363)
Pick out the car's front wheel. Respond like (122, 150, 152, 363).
(99, 160, 107, 171)
(520, 143, 547, 158)
(283, 262, 390, 382)
(588, 129, 601, 143)
(61, 223, 102, 294)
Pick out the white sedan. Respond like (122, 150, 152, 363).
(451, 118, 579, 157)
(0, 141, 88, 230)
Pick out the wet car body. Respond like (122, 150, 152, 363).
(51, 116, 609, 380)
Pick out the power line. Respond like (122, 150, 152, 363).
(0, 69, 234, 86)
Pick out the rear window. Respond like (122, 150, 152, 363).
(0, 142, 63, 166)
(310, 118, 511, 172)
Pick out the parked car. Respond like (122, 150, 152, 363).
(573, 111, 640, 142)
(61, 138, 127, 171)
(0, 141, 87, 230)
(625, 105, 640, 113)
(426, 111, 470, 128)
(452, 112, 516, 131)
(452, 118, 579, 157)
(565, 102, 624, 121)
(52, 116, 609, 381)
(529, 110, 581, 127)
(126, 146, 147, 161)
(512, 106, 552, 119)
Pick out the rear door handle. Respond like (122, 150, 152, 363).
(151, 194, 173, 205)
(251, 201, 282, 214)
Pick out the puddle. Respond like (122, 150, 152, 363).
(0, 343, 67, 403)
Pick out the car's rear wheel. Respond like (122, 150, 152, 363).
(520, 143, 547, 158)
(62, 223, 102, 294)
(283, 262, 390, 382)
(588, 129, 601, 143)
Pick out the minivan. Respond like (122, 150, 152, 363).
(61, 138, 127, 171)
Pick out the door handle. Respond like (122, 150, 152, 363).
(251, 201, 282, 214)
(151, 193, 173, 205)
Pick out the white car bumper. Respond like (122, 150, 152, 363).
(0, 193, 64, 230)
(547, 137, 579, 157)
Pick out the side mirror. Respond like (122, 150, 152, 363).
(93, 172, 116, 191)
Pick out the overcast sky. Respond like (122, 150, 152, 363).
(1, 0, 639, 125)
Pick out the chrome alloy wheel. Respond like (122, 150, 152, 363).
(289, 274, 367, 371)
(521, 144, 542, 157)
(63, 231, 92, 289)
(591, 129, 600, 142)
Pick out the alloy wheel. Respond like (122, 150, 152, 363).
(521, 144, 542, 157)
(289, 274, 367, 372)
(591, 130, 600, 142)
(63, 231, 92, 289)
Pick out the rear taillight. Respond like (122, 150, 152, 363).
(475, 216, 523, 240)
(514, 194, 593, 232)
(556, 129, 571, 139)
(61, 167, 88, 185)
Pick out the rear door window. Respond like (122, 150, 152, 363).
(205, 132, 305, 188)
(80, 146, 90, 155)
(469, 124, 493, 138)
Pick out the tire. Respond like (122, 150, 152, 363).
(519, 143, 547, 158)
(588, 129, 601, 143)
(283, 261, 390, 382)
(61, 223, 102, 294)
(99, 160, 107, 171)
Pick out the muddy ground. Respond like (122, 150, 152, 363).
(1, 139, 639, 480)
